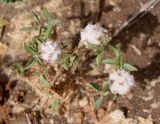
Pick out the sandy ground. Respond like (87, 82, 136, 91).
(0, 0, 160, 124)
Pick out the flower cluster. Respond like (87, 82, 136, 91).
(19, 7, 137, 111)
(80, 24, 108, 46)
(109, 69, 135, 95)
(40, 41, 61, 65)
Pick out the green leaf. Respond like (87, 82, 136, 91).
(108, 93, 116, 100)
(44, 23, 53, 39)
(71, 57, 79, 71)
(49, 19, 60, 25)
(13, 62, 24, 74)
(69, 55, 76, 66)
(108, 36, 112, 42)
(0, 19, 9, 27)
(103, 58, 115, 64)
(43, 7, 52, 22)
(96, 50, 104, 65)
(95, 96, 103, 109)
(108, 44, 122, 68)
(108, 44, 118, 56)
(57, 54, 70, 64)
(44, 19, 60, 39)
(51, 99, 61, 112)
(39, 75, 51, 88)
(21, 27, 33, 32)
(57, 54, 72, 70)
(88, 43, 100, 50)
(24, 59, 36, 70)
(102, 81, 109, 92)
(90, 83, 102, 92)
(35, 57, 44, 67)
(24, 43, 37, 56)
(46, 92, 53, 98)
(122, 63, 138, 72)
(32, 11, 40, 24)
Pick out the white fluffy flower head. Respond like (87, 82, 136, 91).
(40, 41, 61, 65)
(109, 69, 134, 95)
(80, 24, 107, 45)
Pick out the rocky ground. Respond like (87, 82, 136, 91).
(0, 0, 160, 124)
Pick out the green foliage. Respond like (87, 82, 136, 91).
(103, 44, 137, 72)
(89, 83, 102, 92)
(24, 43, 38, 56)
(13, 62, 24, 74)
(57, 53, 79, 70)
(88, 43, 106, 65)
(95, 96, 103, 110)
(103, 58, 115, 64)
(46, 92, 53, 98)
(43, 7, 52, 22)
(22, 8, 60, 40)
(42, 8, 60, 39)
(89, 81, 111, 109)
(51, 99, 61, 112)
(122, 63, 137, 72)
(24, 59, 36, 70)
(96, 49, 104, 65)
(39, 74, 51, 88)
(21, 27, 33, 32)
(14, 8, 138, 112)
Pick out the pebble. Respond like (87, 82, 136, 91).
(79, 97, 88, 107)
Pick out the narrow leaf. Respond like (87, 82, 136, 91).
(39, 75, 50, 88)
(43, 7, 52, 22)
(24, 59, 36, 70)
(49, 19, 60, 26)
(108, 44, 117, 56)
(88, 43, 100, 50)
(90, 83, 102, 92)
(13, 62, 24, 74)
(32, 11, 40, 24)
(51, 99, 61, 112)
(103, 58, 115, 64)
(95, 96, 103, 109)
(21, 27, 33, 32)
(96, 50, 104, 65)
(46, 92, 53, 98)
(35, 57, 44, 67)
(44, 24, 53, 39)
(102, 81, 109, 92)
(123, 63, 138, 72)
(69, 55, 76, 66)
(24, 43, 37, 56)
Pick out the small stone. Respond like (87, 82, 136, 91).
(108, 24, 113, 28)
(113, 7, 121, 12)
(97, 108, 106, 119)
(73, 112, 83, 124)
(67, 117, 74, 123)
(79, 97, 88, 107)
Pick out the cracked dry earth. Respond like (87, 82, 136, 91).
(0, 0, 160, 124)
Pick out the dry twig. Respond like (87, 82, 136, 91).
(114, 0, 160, 37)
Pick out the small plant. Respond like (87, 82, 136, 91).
(14, 8, 137, 111)
(90, 44, 137, 109)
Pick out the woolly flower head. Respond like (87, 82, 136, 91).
(109, 69, 134, 95)
(80, 24, 107, 45)
(40, 41, 61, 65)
